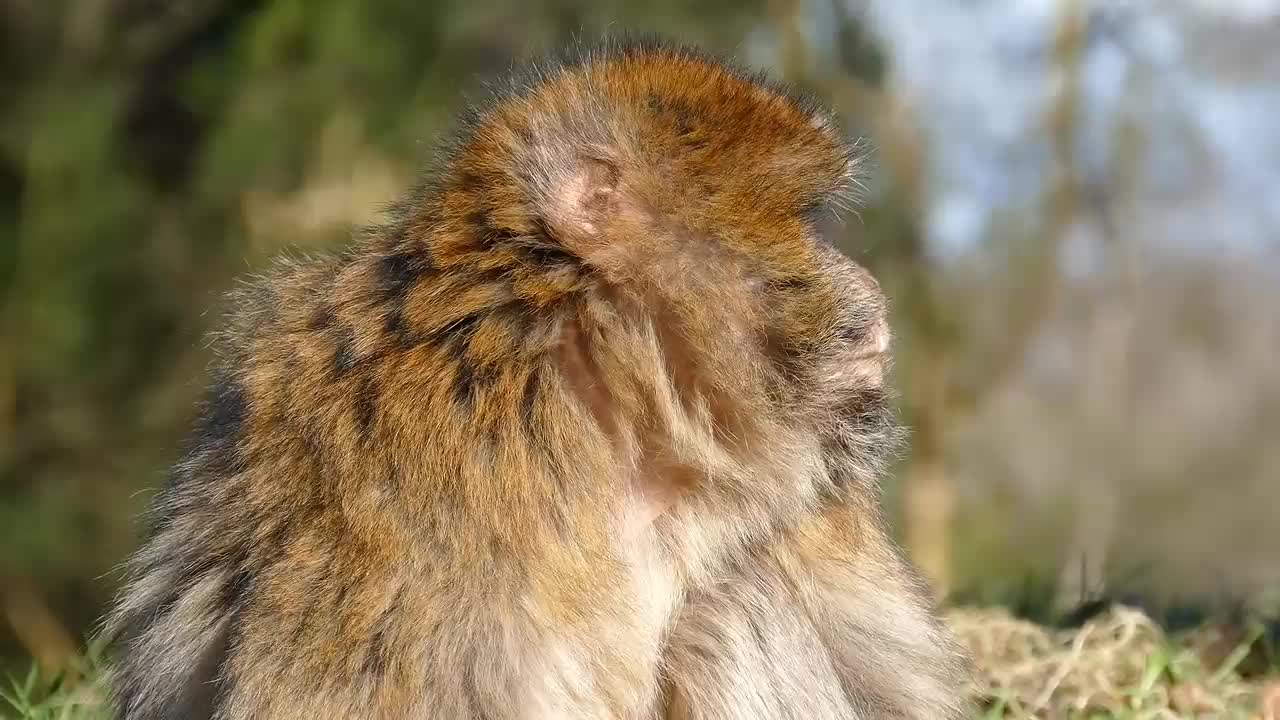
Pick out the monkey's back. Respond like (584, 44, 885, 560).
(107, 235, 649, 715)
(104, 39, 970, 720)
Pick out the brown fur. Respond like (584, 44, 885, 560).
(102, 38, 971, 719)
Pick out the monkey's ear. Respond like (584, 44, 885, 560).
(544, 155, 621, 249)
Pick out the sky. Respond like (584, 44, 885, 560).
(856, 0, 1280, 262)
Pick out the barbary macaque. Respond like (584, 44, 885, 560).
(104, 38, 972, 719)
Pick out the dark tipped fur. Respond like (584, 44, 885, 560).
(102, 36, 971, 719)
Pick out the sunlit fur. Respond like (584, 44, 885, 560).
(102, 37, 971, 719)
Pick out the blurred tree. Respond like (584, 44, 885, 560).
(9, 0, 1274, 670)
(0, 0, 767, 666)
(794, 0, 1088, 600)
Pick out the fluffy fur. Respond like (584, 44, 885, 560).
(102, 37, 971, 719)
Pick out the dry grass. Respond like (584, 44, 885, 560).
(2, 606, 1276, 719)
(948, 605, 1278, 719)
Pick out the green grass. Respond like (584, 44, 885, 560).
(3, 610, 1275, 719)
(952, 606, 1274, 719)
(1, 643, 109, 720)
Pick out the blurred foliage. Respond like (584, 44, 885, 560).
(3, 0, 1278, 676)
(0, 0, 768, 664)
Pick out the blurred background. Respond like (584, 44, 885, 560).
(1, 0, 1278, 676)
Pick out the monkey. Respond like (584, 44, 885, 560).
(102, 38, 972, 719)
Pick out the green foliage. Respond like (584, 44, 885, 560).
(0, 642, 108, 720)
(0, 0, 768, 662)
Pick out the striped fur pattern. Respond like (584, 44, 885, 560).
(102, 38, 971, 719)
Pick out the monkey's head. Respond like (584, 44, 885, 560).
(428, 40, 896, 488)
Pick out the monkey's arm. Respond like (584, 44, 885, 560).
(101, 269, 674, 720)
(106, 438, 671, 720)
(661, 502, 974, 720)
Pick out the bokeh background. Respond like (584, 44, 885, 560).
(2, 0, 1278, 684)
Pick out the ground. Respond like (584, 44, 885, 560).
(3, 606, 1278, 719)
(950, 606, 1280, 719)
